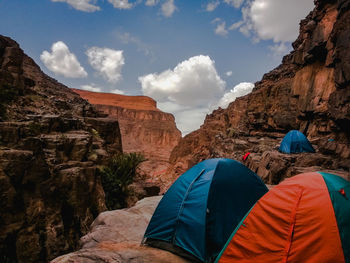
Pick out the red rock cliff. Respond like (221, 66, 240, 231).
(72, 89, 182, 191)
(167, 0, 350, 187)
(70, 89, 160, 111)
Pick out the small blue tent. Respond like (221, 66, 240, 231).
(143, 158, 268, 262)
(279, 130, 315, 154)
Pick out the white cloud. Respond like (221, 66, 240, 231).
(111, 88, 125, 94)
(108, 0, 133, 9)
(118, 32, 153, 57)
(206, 1, 219, 12)
(233, 0, 314, 43)
(139, 55, 225, 135)
(226, 71, 233, 76)
(51, 0, 100, 12)
(79, 84, 125, 94)
(224, 0, 244, 8)
(211, 17, 222, 24)
(145, 0, 159, 6)
(80, 84, 102, 92)
(40, 41, 87, 78)
(161, 0, 176, 17)
(160, 103, 210, 135)
(250, 0, 313, 42)
(215, 22, 229, 36)
(139, 55, 225, 106)
(229, 20, 244, 30)
(217, 82, 254, 109)
(269, 42, 290, 57)
(86, 47, 125, 83)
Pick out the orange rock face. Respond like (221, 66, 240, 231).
(166, 0, 350, 187)
(71, 89, 160, 111)
(73, 89, 182, 192)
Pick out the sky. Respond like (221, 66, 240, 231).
(0, 0, 314, 135)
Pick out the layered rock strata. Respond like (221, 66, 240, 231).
(167, 0, 350, 187)
(72, 89, 182, 193)
(0, 35, 122, 262)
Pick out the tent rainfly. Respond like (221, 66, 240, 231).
(143, 158, 268, 262)
(279, 130, 315, 153)
(216, 171, 350, 263)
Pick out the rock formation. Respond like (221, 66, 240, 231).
(0, 35, 122, 262)
(72, 89, 182, 194)
(167, 0, 350, 187)
(52, 196, 189, 263)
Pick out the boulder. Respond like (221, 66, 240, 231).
(51, 196, 190, 263)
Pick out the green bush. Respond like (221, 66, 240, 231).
(100, 152, 146, 210)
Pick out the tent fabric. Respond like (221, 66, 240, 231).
(143, 158, 268, 262)
(279, 130, 315, 153)
(321, 172, 350, 262)
(216, 172, 350, 263)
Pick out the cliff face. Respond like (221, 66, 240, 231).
(167, 0, 350, 187)
(0, 36, 122, 262)
(69, 89, 160, 111)
(73, 89, 182, 192)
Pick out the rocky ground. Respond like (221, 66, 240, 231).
(52, 196, 189, 263)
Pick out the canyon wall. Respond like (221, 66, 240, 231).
(0, 35, 122, 262)
(73, 89, 182, 192)
(167, 0, 350, 187)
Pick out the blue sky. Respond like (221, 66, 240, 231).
(0, 0, 314, 135)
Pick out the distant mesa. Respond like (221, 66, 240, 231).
(72, 88, 160, 111)
(73, 88, 182, 194)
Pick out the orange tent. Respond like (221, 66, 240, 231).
(216, 171, 350, 263)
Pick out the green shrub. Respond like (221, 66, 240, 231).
(100, 152, 146, 210)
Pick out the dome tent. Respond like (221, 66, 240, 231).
(279, 130, 315, 153)
(216, 172, 350, 263)
(142, 158, 268, 262)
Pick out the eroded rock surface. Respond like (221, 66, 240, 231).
(52, 196, 189, 263)
(0, 35, 122, 262)
(167, 0, 350, 187)
(73, 89, 182, 194)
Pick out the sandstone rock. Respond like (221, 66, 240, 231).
(51, 196, 189, 263)
(166, 0, 350, 185)
(0, 35, 123, 262)
(52, 242, 189, 263)
(80, 196, 162, 248)
(73, 89, 182, 194)
(70, 89, 160, 111)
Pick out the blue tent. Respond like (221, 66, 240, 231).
(143, 158, 268, 262)
(279, 130, 315, 154)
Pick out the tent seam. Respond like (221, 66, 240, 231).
(172, 168, 205, 245)
(214, 205, 255, 263)
(282, 187, 303, 263)
(204, 159, 222, 262)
